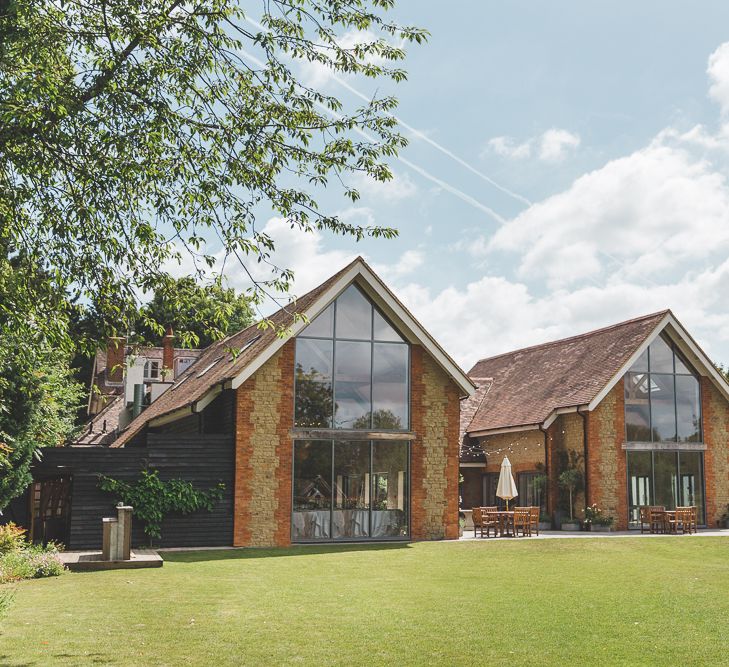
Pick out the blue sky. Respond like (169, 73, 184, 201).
(206, 2, 729, 369)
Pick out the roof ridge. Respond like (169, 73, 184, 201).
(470, 309, 671, 368)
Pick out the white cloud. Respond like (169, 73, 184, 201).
(372, 249, 424, 282)
(538, 128, 581, 162)
(486, 136, 532, 159)
(486, 140, 729, 289)
(349, 170, 417, 203)
(708, 42, 729, 116)
(397, 259, 729, 369)
(485, 128, 580, 162)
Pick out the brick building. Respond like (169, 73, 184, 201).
(460, 311, 729, 530)
(14, 258, 472, 549)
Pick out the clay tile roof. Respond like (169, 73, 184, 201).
(465, 310, 670, 434)
(74, 396, 124, 446)
(112, 258, 360, 448)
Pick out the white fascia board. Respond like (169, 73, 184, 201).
(587, 312, 729, 411)
(541, 405, 588, 429)
(193, 384, 222, 413)
(228, 260, 476, 397)
(468, 424, 541, 438)
(148, 406, 193, 427)
(228, 263, 360, 391)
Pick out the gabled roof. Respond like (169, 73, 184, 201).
(113, 257, 474, 447)
(463, 309, 729, 436)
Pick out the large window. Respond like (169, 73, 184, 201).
(292, 440, 409, 541)
(627, 451, 705, 526)
(294, 285, 409, 430)
(624, 335, 702, 443)
(517, 472, 547, 511)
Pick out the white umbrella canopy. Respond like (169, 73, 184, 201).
(496, 456, 518, 510)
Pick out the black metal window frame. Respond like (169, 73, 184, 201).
(626, 449, 707, 528)
(291, 438, 411, 543)
(293, 284, 411, 432)
(624, 334, 703, 444)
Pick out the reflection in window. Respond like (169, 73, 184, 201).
(292, 439, 409, 541)
(517, 472, 546, 511)
(292, 440, 332, 540)
(295, 284, 409, 430)
(627, 450, 705, 526)
(294, 339, 333, 428)
(624, 334, 701, 442)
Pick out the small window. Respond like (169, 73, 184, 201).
(175, 357, 197, 377)
(143, 360, 160, 380)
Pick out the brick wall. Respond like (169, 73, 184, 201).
(551, 413, 587, 520)
(410, 346, 461, 540)
(233, 341, 294, 547)
(702, 378, 729, 526)
(586, 383, 627, 529)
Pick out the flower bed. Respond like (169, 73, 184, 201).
(0, 523, 65, 584)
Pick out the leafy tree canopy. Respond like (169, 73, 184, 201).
(0, 0, 426, 356)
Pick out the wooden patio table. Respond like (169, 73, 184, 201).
(494, 511, 515, 537)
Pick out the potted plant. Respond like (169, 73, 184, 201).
(538, 513, 552, 532)
(584, 504, 614, 532)
(458, 511, 466, 537)
(559, 467, 583, 531)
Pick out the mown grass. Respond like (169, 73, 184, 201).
(1, 538, 729, 666)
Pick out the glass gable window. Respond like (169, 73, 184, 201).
(292, 439, 409, 541)
(295, 284, 409, 430)
(624, 334, 702, 443)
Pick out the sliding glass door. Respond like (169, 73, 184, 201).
(627, 450, 705, 527)
(293, 440, 409, 542)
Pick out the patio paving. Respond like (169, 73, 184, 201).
(459, 528, 729, 540)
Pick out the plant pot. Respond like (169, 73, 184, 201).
(538, 521, 552, 532)
(561, 521, 580, 531)
(590, 524, 612, 532)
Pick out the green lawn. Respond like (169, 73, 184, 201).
(2, 538, 729, 666)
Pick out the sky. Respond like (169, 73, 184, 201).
(187, 2, 729, 371)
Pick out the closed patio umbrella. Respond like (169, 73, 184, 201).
(496, 456, 518, 511)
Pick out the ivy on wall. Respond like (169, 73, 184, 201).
(99, 470, 225, 540)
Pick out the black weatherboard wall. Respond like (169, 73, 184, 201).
(8, 432, 234, 550)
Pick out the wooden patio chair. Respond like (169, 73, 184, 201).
(639, 506, 651, 534)
(689, 506, 698, 534)
(676, 507, 696, 534)
(648, 506, 666, 534)
(481, 507, 499, 537)
(529, 507, 540, 536)
(513, 509, 531, 537)
(664, 509, 684, 534)
(472, 507, 484, 538)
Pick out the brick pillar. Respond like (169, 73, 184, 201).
(233, 341, 295, 547)
(701, 377, 729, 527)
(410, 346, 426, 539)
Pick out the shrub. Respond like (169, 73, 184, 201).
(0, 523, 26, 554)
(0, 533, 65, 584)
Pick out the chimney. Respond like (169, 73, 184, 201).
(106, 337, 126, 384)
(162, 326, 175, 377)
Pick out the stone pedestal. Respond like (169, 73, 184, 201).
(102, 505, 133, 560)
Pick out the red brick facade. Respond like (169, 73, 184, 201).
(234, 341, 462, 547)
(702, 377, 729, 526)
